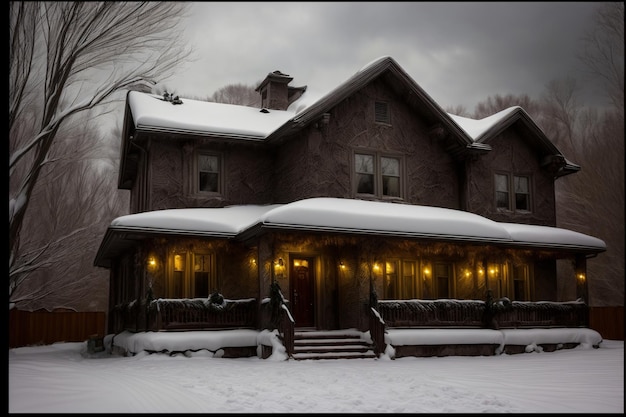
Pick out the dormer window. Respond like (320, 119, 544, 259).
(374, 101, 390, 124)
(495, 173, 531, 212)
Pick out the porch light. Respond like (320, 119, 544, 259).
(147, 256, 156, 268)
(577, 273, 586, 282)
(339, 261, 345, 269)
(423, 267, 430, 276)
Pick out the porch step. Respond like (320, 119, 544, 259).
(291, 329, 377, 360)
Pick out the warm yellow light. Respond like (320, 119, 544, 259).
(423, 268, 430, 275)
(148, 257, 156, 268)
(577, 273, 586, 281)
(465, 270, 471, 277)
(478, 268, 484, 275)
(373, 264, 380, 271)
(340, 262, 345, 269)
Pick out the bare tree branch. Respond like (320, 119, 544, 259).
(9, 1, 192, 304)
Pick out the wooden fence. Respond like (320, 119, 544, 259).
(8, 306, 623, 349)
(589, 306, 624, 341)
(9, 309, 106, 349)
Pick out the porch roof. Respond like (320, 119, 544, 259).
(93, 198, 606, 268)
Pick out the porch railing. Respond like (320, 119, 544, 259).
(368, 299, 591, 354)
(377, 299, 485, 328)
(369, 307, 386, 356)
(374, 299, 589, 329)
(277, 304, 295, 357)
(495, 300, 589, 328)
(149, 298, 258, 331)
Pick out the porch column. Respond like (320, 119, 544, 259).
(575, 255, 588, 302)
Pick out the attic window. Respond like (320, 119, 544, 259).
(375, 101, 390, 124)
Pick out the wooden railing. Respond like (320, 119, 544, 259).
(149, 298, 258, 330)
(495, 301, 589, 328)
(374, 299, 590, 330)
(110, 297, 259, 332)
(377, 299, 485, 328)
(368, 307, 386, 356)
(277, 304, 295, 356)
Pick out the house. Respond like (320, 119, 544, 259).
(94, 56, 606, 359)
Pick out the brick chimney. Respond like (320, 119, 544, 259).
(255, 70, 306, 110)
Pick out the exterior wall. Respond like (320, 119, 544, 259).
(147, 138, 274, 211)
(272, 80, 460, 208)
(466, 129, 557, 226)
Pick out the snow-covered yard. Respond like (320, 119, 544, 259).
(9, 330, 623, 413)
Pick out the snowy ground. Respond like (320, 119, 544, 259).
(8, 337, 623, 413)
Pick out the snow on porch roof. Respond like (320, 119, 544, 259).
(104, 198, 606, 252)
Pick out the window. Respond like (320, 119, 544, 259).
(434, 262, 452, 299)
(168, 252, 216, 298)
(495, 173, 531, 212)
(374, 101, 390, 124)
(355, 152, 402, 198)
(512, 264, 529, 301)
(197, 153, 221, 193)
(383, 259, 418, 299)
(514, 176, 530, 211)
(487, 261, 530, 301)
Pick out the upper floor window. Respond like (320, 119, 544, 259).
(355, 152, 402, 198)
(495, 173, 531, 212)
(197, 153, 222, 193)
(374, 101, 390, 124)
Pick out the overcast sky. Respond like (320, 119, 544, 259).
(160, 2, 607, 112)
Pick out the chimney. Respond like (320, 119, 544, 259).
(255, 70, 307, 111)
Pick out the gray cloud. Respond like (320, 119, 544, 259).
(164, 2, 605, 112)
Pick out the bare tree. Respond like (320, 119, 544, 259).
(9, 2, 192, 306)
(578, 2, 624, 115)
(208, 82, 262, 107)
(472, 93, 541, 119)
(10, 111, 130, 310)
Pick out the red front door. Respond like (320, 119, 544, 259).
(290, 257, 315, 327)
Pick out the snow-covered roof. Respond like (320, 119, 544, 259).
(124, 57, 531, 146)
(128, 93, 297, 140)
(110, 204, 280, 237)
(95, 198, 606, 267)
(259, 198, 511, 242)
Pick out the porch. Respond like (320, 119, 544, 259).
(108, 293, 596, 359)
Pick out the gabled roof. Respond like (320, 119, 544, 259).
(265, 56, 473, 151)
(94, 198, 606, 268)
(448, 107, 580, 176)
(119, 55, 578, 187)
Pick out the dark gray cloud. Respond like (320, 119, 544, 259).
(163, 2, 606, 112)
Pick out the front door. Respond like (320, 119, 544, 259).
(290, 257, 315, 327)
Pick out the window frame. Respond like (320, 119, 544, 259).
(494, 172, 532, 213)
(353, 151, 404, 200)
(167, 251, 217, 299)
(195, 151, 224, 195)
